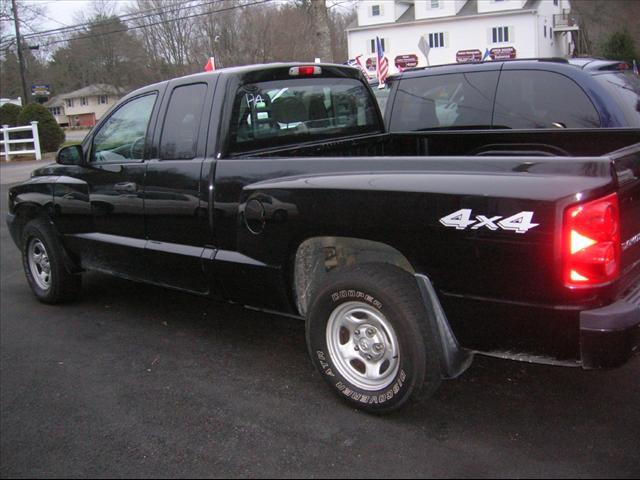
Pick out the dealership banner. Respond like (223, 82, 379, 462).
(490, 47, 517, 60)
(456, 50, 483, 63)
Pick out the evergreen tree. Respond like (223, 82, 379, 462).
(601, 30, 637, 63)
(0, 103, 23, 127)
(17, 103, 65, 152)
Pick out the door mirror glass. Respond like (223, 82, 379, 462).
(56, 144, 83, 165)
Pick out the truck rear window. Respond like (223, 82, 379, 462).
(229, 77, 381, 153)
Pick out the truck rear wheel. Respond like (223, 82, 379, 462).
(306, 263, 441, 413)
(21, 218, 80, 304)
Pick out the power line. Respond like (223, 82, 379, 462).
(36, 0, 273, 49)
(19, 0, 200, 40)
(0, 0, 218, 51)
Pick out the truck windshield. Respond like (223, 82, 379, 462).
(229, 77, 381, 153)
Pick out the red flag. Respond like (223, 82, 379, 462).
(204, 57, 216, 72)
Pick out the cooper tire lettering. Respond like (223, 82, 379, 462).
(307, 264, 442, 413)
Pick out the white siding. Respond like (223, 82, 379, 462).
(414, 0, 461, 20)
(64, 95, 117, 120)
(356, 1, 397, 27)
(349, 12, 538, 70)
(477, 0, 527, 14)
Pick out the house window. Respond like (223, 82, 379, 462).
(430, 0, 440, 7)
(80, 97, 88, 106)
(371, 4, 380, 16)
(428, 32, 445, 48)
(550, 27, 553, 36)
(370, 38, 386, 54)
(544, 25, 547, 38)
(49, 107, 60, 116)
(98, 95, 108, 105)
(492, 26, 509, 43)
(554, 0, 559, 5)
(65, 99, 74, 108)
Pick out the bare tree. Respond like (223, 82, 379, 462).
(127, 0, 199, 78)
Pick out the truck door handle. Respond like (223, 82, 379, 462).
(114, 182, 137, 193)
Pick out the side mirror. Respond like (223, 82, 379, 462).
(56, 144, 83, 165)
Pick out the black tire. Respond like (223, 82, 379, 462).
(306, 263, 442, 413)
(21, 218, 81, 304)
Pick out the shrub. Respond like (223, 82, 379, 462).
(16, 103, 65, 152)
(0, 103, 23, 127)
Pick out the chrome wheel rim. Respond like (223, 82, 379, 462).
(28, 238, 51, 290)
(326, 301, 400, 391)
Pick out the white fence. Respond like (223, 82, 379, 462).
(1, 122, 42, 161)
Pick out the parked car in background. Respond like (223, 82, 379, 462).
(373, 59, 640, 131)
(568, 58, 640, 128)
(368, 79, 392, 116)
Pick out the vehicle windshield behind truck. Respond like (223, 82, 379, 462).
(229, 77, 381, 153)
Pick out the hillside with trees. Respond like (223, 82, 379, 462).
(0, 0, 355, 101)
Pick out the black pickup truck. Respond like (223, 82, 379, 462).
(7, 63, 640, 412)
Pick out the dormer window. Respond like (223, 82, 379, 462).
(371, 4, 381, 16)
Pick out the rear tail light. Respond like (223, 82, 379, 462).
(563, 193, 620, 287)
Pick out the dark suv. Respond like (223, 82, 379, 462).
(375, 59, 640, 130)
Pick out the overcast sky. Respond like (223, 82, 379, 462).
(17, 0, 132, 33)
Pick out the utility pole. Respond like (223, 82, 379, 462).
(11, 0, 30, 105)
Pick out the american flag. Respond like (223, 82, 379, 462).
(376, 37, 388, 86)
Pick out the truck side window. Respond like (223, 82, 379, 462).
(92, 93, 157, 163)
(229, 77, 381, 153)
(160, 83, 208, 160)
(493, 70, 600, 128)
(389, 71, 499, 131)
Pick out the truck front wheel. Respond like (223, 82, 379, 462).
(306, 263, 441, 413)
(21, 218, 80, 304)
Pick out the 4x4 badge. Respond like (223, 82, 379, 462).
(439, 209, 539, 234)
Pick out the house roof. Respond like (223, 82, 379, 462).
(347, 0, 542, 31)
(59, 84, 124, 99)
(44, 95, 64, 107)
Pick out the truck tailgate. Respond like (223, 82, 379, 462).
(612, 143, 640, 290)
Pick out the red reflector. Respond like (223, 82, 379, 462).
(563, 193, 620, 287)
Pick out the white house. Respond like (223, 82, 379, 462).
(44, 96, 68, 127)
(58, 84, 124, 128)
(347, 0, 578, 72)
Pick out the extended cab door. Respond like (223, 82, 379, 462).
(64, 91, 161, 280)
(144, 79, 217, 293)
